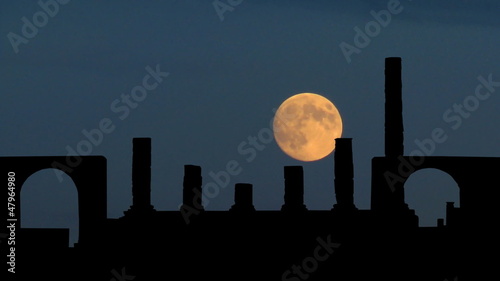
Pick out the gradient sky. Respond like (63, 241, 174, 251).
(2, 0, 500, 245)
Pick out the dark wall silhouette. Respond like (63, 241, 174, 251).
(1, 156, 107, 245)
(372, 156, 500, 221)
(2, 57, 498, 281)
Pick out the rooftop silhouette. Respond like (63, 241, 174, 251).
(1, 57, 497, 281)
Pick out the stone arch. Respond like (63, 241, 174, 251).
(371, 156, 500, 222)
(21, 168, 79, 246)
(1, 156, 106, 246)
(402, 168, 459, 226)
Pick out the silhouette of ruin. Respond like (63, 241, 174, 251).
(2, 57, 498, 280)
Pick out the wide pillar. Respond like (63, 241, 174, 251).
(281, 166, 307, 212)
(230, 183, 255, 212)
(181, 165, 204, 212)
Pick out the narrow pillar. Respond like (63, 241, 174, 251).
(125, 137, 155, 216)
(230, 183, 255, 212)
(385, 57, 404, 158)
(281, 166, 307, 212)
(332, 138, 357, 211)
(181, 165, 204, 212)
(384, 57, 407, 210)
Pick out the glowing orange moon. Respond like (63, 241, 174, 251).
(273, 93, 343, 162)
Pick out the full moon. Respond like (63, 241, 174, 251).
(273, 93, 343, 162)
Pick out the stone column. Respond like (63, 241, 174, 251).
(333, 138, 357, 211)
(125, 137, 155, 216)
(230, 183, 255, 212)
(181, 165, 204, 211)
(281, 166, 307, 212)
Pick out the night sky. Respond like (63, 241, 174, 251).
(2, 0, 500, 245)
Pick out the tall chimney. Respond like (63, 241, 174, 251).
(230, 183, 255, 212)
(385, 57, 404, 158)
(181, 165, 204, 211)
(125, 137, 155, 216)
(281, 166, 307, 212)
(332, 138, 357, 211)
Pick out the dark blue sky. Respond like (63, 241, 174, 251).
(2, 0, 500, 245)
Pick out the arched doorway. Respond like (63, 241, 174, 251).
(1, 155, 107, 247)
(21, 169, 79, 247)
(403, 168, 459, 226)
